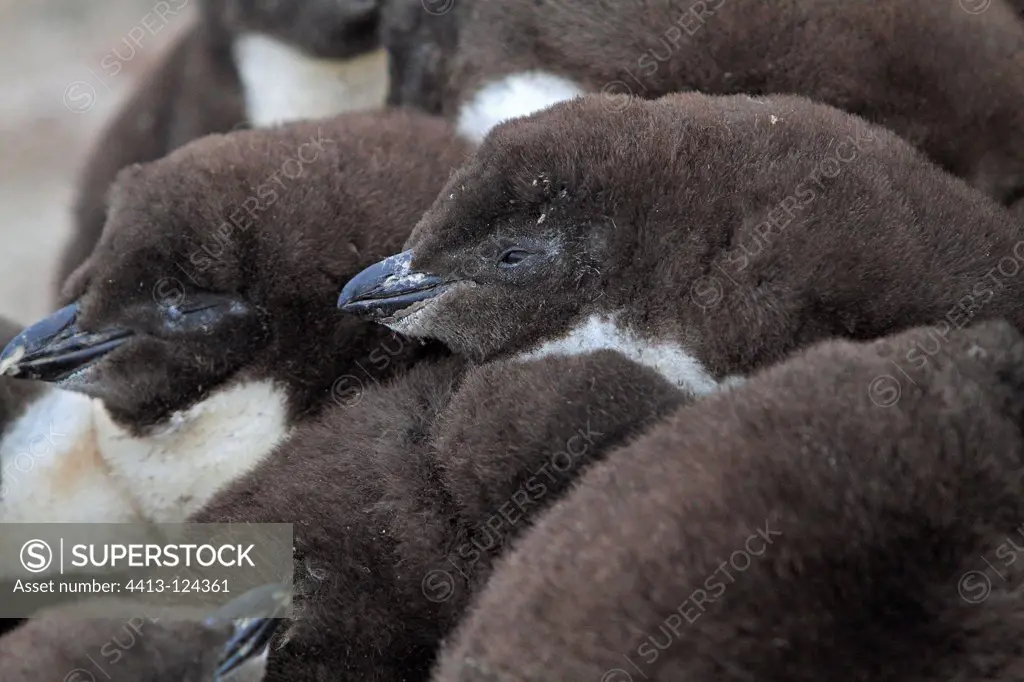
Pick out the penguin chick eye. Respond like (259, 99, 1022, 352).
(497, 249, 533, 268)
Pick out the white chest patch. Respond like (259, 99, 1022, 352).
(0, 381, 291, 579)
(0, 388, 138, 579)
(94, 379, 292, 523)
(456, 71, 587, 144)
(519, 314, 721, 397)
(232, 34, 388, 127)
(0, 388, 132, 524)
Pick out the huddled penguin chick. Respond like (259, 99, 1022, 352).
(60, 0, 388, 294)
(340, 93, 1024, 397)
(192, 350, 688, 680)
(434, 319, 1024, 682)
(0, 110, 468, 528)
(398, 0, 1024, 204)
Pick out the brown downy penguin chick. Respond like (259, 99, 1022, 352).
(0, 110, 468, 528)
(404, 0, 1024, 205)
(192, 349, 689, 680)
(434, 319, 1024, 682)
(339, 93, 1024, 398)
(59, 0, 389, 294)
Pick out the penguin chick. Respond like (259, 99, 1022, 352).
(1, 110, 468, 526)
(192, 350, 688, 680)
(339, 93, 1024, 397)
(392, 0, 1024, 205)
(433, 319, 1024, 682)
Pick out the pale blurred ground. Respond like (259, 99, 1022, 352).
(0, 0, 195, 326)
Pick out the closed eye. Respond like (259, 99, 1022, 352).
(498, 249, 532, 267)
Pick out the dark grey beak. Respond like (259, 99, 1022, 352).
(337, 249, 447, 319)
(0, 303, 132, 382)
(210, 582, 290, 681)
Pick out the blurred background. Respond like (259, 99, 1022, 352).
(0, 0, 195, 324)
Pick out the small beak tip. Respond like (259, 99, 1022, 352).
(0, 344, 25, 377)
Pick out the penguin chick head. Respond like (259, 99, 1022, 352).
(2, 112, 463, 432)
(339, 92, 919, 364)
(338, 94, 646, 361)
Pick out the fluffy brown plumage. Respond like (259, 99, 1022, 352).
(60, 18, 246, 294)
(59, 0, 385, 295)
(192, 350, 688, 680)
(434, 319, 1024, 682)
(389, 0, 1024, 204)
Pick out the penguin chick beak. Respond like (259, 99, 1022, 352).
(208, 582, 291, 681)
(0, 302, 133, 382)
(337, 249, 449, 319)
